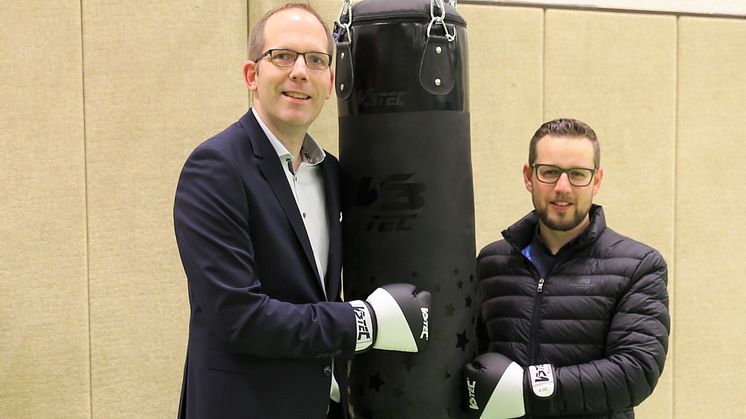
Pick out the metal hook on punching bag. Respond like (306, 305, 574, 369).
(428, 0, 457, 42)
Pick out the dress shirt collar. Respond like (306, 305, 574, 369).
(251, 108, 326, 166)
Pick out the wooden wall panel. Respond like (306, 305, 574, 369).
(0, 2, 89, 418)
(82, 1, 247, 417)
(676, 16, 746, 418)
(544, 10, 676, 418)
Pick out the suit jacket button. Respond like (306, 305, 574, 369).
(322, 366, 332, 376)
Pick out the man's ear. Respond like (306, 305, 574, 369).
(523, 163, 534, 192)
(592, 166, 604, 197)
(243, 60, 258, 91)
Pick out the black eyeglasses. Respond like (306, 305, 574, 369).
(254, 48, 332, 71)
(533, 164, 596, 187)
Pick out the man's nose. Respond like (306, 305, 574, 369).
(289, 55, 309, 80)
(553, 172, 573, 191)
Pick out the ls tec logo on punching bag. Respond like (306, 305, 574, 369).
(361, 89, 408, 109)
(356, 174, 426, 232)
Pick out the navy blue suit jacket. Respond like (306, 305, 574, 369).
(174, 110, 357, 419)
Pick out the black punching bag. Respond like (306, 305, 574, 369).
(335, 1, 476, 418)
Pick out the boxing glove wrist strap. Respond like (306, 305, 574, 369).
(349, 300, 376, 352)
(528, 364, 555, 398)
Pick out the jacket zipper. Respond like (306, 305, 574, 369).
(529, 276, 545, 364)
(528, 255, 571, 364)
(511, 238, 546, 365)
(505, 225, 593, 366)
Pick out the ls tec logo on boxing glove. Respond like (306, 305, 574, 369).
(466, 376, 479, 410)
(528, 364, 555, 398)
(350, 300, 375, 352)
(420, 307, 429, 340)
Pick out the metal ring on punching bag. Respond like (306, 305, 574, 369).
(335, 1, 477, 418)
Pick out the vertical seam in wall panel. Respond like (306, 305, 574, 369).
(247, 0, 252, 108)
(671, 15, 679, 419)
(79, 0, 93, 417)
(542, 8, 547, 120)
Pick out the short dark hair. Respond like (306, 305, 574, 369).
(249, 3, 334, 62)
(529, 118, 600, 168)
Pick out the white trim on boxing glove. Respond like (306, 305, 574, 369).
(481, 361, 525, 418)
(366, 287, 421, 352)
(349, 300, 375, 353)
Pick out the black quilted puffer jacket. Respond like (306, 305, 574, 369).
(476, 205, 669, 419)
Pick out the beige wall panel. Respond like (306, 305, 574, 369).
(545, 10, 676, 418)
(0, 2, 90, 418)
(83, 1, 247, 417)
(676, 17, 746, 418)
(459, 5, 544, 249)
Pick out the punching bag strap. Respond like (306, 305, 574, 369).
(335, 42, 354, 100)
(334, 0, 354, 100)
(419, 35, 456, 95)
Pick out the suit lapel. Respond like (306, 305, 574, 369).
(239, 112, 324, 296)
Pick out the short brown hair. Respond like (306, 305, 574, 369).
(529, 118, 600, 168)
(248, 3, 334, 62)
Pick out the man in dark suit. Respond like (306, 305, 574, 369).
(173, 4, 431, 419)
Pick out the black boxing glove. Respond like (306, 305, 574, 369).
(349, 283, 431, 353)
(463, 352, 556, 418)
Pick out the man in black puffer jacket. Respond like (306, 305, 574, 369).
(463, 119, 669, 419)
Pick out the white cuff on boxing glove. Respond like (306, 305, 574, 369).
(528, 364, 556, 398)
(349, 300, 376, 353)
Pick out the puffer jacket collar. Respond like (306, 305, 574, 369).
(501, 204, 607, 252)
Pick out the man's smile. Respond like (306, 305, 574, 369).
(283, 91, 311, 100)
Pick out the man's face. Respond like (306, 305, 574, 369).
(523, 135, 603, 234)
(243, 8, 333, 137)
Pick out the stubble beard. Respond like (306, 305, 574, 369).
(534, 197, 590, 232)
